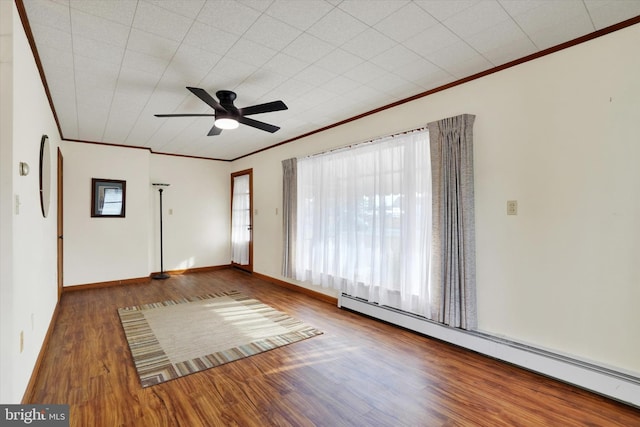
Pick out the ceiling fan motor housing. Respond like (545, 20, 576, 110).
(216, 90, 238, 114)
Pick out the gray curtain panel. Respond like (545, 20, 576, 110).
(281, 158, 297, 278)
(427, 114, 477, 330)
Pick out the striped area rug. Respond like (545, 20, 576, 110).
(117, 290, 323, 387)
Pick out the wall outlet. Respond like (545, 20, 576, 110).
(20, 330, 24, 353)
(507, 200, 518, 215)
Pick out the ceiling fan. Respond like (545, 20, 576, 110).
(155, 87, 288, 136)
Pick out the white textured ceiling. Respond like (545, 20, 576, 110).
(21, 0, 640, 160)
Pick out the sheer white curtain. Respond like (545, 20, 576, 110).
(231, 174, 250, 264)
(295, 130, 436, 317)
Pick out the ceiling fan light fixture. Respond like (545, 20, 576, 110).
(214, 117, 239, 130)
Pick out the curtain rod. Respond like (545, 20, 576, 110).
(302, 125, 428, 159)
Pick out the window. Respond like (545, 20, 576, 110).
(294, 130, 434, 316)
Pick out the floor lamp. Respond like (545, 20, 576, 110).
(152, 183, 170, 280)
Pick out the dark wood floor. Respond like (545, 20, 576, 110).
(28, 269, 640, 426)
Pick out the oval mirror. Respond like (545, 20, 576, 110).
(39, 135, 51, 218)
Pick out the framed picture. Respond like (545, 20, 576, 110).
(91, 178, 126, 217)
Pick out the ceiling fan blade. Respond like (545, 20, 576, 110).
(238, 116, 280, 133)
(207, 125, 222, 136)
(239, 100, 288, 116)
(187, 87, 226, 113)
(154, 114, 216, 117)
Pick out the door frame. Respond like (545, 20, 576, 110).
(57, 148, 63, 301)
(230, 169, 253, 273)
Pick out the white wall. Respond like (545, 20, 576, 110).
(0, 2, 61, 403)
(62, 142, 151, 285)
(232, 23, 640, 376)
(61, 145, 232, 286)
(149, 154, 230, 273)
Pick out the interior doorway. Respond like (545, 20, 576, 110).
(230, 169, 253, 273)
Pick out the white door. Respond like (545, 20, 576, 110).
(231, 170, 252, 272)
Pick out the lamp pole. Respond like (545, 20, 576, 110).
(152, 183, 170, 280)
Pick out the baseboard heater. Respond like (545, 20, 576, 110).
(338, 293, 640, 409)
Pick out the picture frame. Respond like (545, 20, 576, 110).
(91, 178, 126, 217)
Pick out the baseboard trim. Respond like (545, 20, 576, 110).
(339, 294, 640, 409)
(253, 272, 338, 305)
(155, 264, 231, 276)
(63, 265, 233, 291)
(63, 276, 150, 292)
(21, 302, 61, 404)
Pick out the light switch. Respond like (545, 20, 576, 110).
(507, 200, 518, 215)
